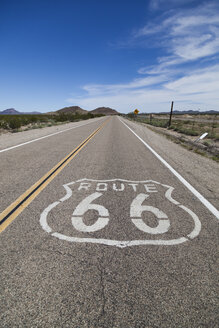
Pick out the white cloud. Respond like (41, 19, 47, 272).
(136, 2, 219, 67)
(165, 65, 219, 94)
(173, 32, 219, 60)
(138, 56, 184, 75)
(134, 23, 164, 37)
(82, 75, 169, 96)
(66, 2, 219, 113)
(149, 0, 204, 11)
(67, 89, 174, 113)
(67, 64, 219, 112)
(170, 15, 219, 35)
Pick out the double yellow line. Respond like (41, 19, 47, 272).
(0, 118, 110, 233)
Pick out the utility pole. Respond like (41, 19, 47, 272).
(168, 101, 174, 127)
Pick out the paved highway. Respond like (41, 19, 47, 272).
(0, 116, 218, 327)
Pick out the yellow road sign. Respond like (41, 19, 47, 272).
(134, 109, 139, 115)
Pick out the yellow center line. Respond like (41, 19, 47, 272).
(0, 118, 110, 233)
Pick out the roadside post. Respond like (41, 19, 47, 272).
(168, 101, 174, 127)
(195, 132, 208, 142)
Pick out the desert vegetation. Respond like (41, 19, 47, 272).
(127, 112, 219, 162)
(0, 112, 104, 132)
(128, 113, 219, 140)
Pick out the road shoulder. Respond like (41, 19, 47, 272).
(0, 116, 104, 151)
(121, 117, 219, 210)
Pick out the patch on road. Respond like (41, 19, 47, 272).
(40, 178, 201, 248)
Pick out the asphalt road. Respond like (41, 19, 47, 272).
(0, 116, 218, 327)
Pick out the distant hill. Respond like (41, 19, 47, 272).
(0, 108, 41, 115)
(171, 110, 219, 115)
(0, 108, 20, 115)
(139, 110, 219, 115)
(0, 106, 120, 116)
(53, 105, 119, 115)
(57, 106, 88, 115)
(91, 107, 119, 115)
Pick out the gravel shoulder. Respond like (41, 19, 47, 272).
(0, 117, 104, 150)
(122, 117, 219, 210)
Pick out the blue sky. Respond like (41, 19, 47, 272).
(0, 0, 219, 113)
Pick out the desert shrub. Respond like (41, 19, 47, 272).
(177, 128, 199, 136)
(8, 117, 21, 130)
(203, 141, 211, 146)
(28, 115, 38, 123)
(182, 120, 191, 124)
(212, 155, 219, 162)
(0, 119, 9, 129)
(151, 119, 169, 128)
(127, 113, 135, 119)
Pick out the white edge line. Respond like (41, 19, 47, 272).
(119, 117, 219, 220)
(0, 117, 104, 153)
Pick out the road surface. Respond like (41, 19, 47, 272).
(0, 116, 218, 327)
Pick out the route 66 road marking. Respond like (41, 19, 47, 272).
(40, 178, 201, 248)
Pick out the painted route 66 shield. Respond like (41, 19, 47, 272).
(40, 178, 201, 248)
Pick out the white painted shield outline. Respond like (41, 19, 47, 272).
(40, 178, 201, 248)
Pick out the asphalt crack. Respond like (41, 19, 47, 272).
(96, 252, 107, 323)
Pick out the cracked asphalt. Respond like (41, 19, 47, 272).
(0, 116, 218, 327)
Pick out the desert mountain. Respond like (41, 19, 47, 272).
(0, 108, 41, 115)
(0, 106, 120, 116)
(91, 107, 119, 115)
(57, 106, 88, 115)
(0, 108, 20, 115)
(140, 110, 219, 115)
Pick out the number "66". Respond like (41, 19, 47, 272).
(72, 192, 170, 235)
